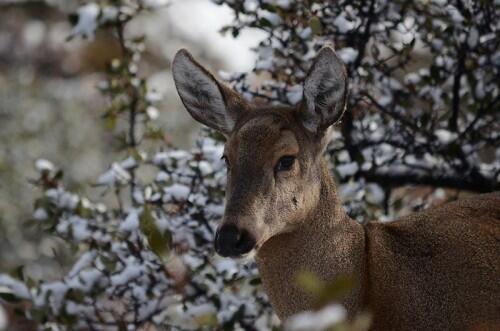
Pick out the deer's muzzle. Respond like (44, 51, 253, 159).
(214, 224, 256, 258)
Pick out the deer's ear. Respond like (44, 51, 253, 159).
(172, 49, 246, 135)
(300, 47, 348, 135)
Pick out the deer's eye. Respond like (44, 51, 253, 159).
(221, 155, 230, 169)
(275, 155, 296, 172)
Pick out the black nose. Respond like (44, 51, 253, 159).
(214, 224, 256, 257)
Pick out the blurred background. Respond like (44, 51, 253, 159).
(0, 0, 265, 273)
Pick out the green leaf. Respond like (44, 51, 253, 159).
(295, 270, 325, 296)
(105, 114, 117, 130)
(65, 289, 85, 303)
(259, 17, 273, 28)
(261, 4, 277, 12)
(100, 253, 117, 272)
(296, 271, 355, 308)
(249, 277, 262, 286)
(310, 16, 323, 35)
(140, 204, 171, 261)
(317, 275, 355, 306)
(128, 148, 143, 162)
(67, 13, 79, 26)
(219, 25, 231, 36)
(9, 265, 25, 281)
(195, 313, 218, 327)
(0, 292, 21, 303)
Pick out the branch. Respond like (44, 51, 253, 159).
(449, 42, 466, 131)
(355, 169, 498, 193)
(115, 21, 138, 201)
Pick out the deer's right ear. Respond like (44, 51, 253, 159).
(172, 49, 245, 135)
(300, 47, 348, 136)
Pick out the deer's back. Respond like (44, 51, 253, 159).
(365, 192, 500, 331)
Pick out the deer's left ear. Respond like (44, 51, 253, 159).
(172, 49, 247, 136)
(300, 47, 348, 135)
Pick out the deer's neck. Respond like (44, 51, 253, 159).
(256, 160, 367, 319)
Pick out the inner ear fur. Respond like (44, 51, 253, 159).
(172, 49, 248, 135)
(300, 46, 348, 135)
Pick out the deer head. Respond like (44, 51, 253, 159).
(173, 47, 348, 257)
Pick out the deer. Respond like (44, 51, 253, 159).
(172, 47, 500, 331)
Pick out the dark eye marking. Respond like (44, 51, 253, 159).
(275, 155, 296, 172)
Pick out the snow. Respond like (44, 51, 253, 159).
(69, 216, 92, 241)
(467, 27, 479, 48)
(45, 189, 79, 210)
(133, 189, 145, 204)
(198, 161, 213, 176)
(164, 184, 191, 201)
(479, 33, 496, 44)
(287, 85, 304, 104)
(446, 5, 464, 23)
(33, 207, 48, 220)
(366, 183, 385, 204)
(142, 0, 169, 9)
(334, 14, 355, 33)
(38, 282, 68, 313)
(97, 163, 131, 185)
(110, 263, 142, 286)
(201, 142, 224, 163)
(405, 72, 420, 85)
(336, 162, 358, 177)
(431, 38, 443, 51)
(0, 275, 31, 299)
(35, 158, 54, 172)
(337, 47, 358, 64)
(120, 156, 137, 170)
(260, 11, 282, 26)
(284, 304, 346, 331)
(120, 209, 140, 232)
(146, 106, 160, 120)
(256, 46, 274, 70)
(153, 150, 191, 166)
(186, 303, 216, 317)
(72, 3, 99, 39)
(298, 27, 312, 39)
(155, 171, 169, 182)
(244, 0, 258, 12)
(101, 6, 119, 21)
(266, 0, 292, 9)
(79, 269, 102, 290)
(214, 258, 238, 278)
(206, 204, 224, 217)
(434, 129, 458, 145)
(475, 80, 485, 99)
(434, 188, 446, 199)
(68, 252, 97, 278)
(146, 90, 163, 103)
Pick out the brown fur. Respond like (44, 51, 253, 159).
(226, 107, 500, 330)
(172, 48, 500, 331)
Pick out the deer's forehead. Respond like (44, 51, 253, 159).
(226, 115, 299, 158)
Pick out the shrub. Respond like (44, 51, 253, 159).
(0, 0, 498, 330)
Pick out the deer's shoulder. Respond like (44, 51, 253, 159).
(364, 192, 500, 262)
